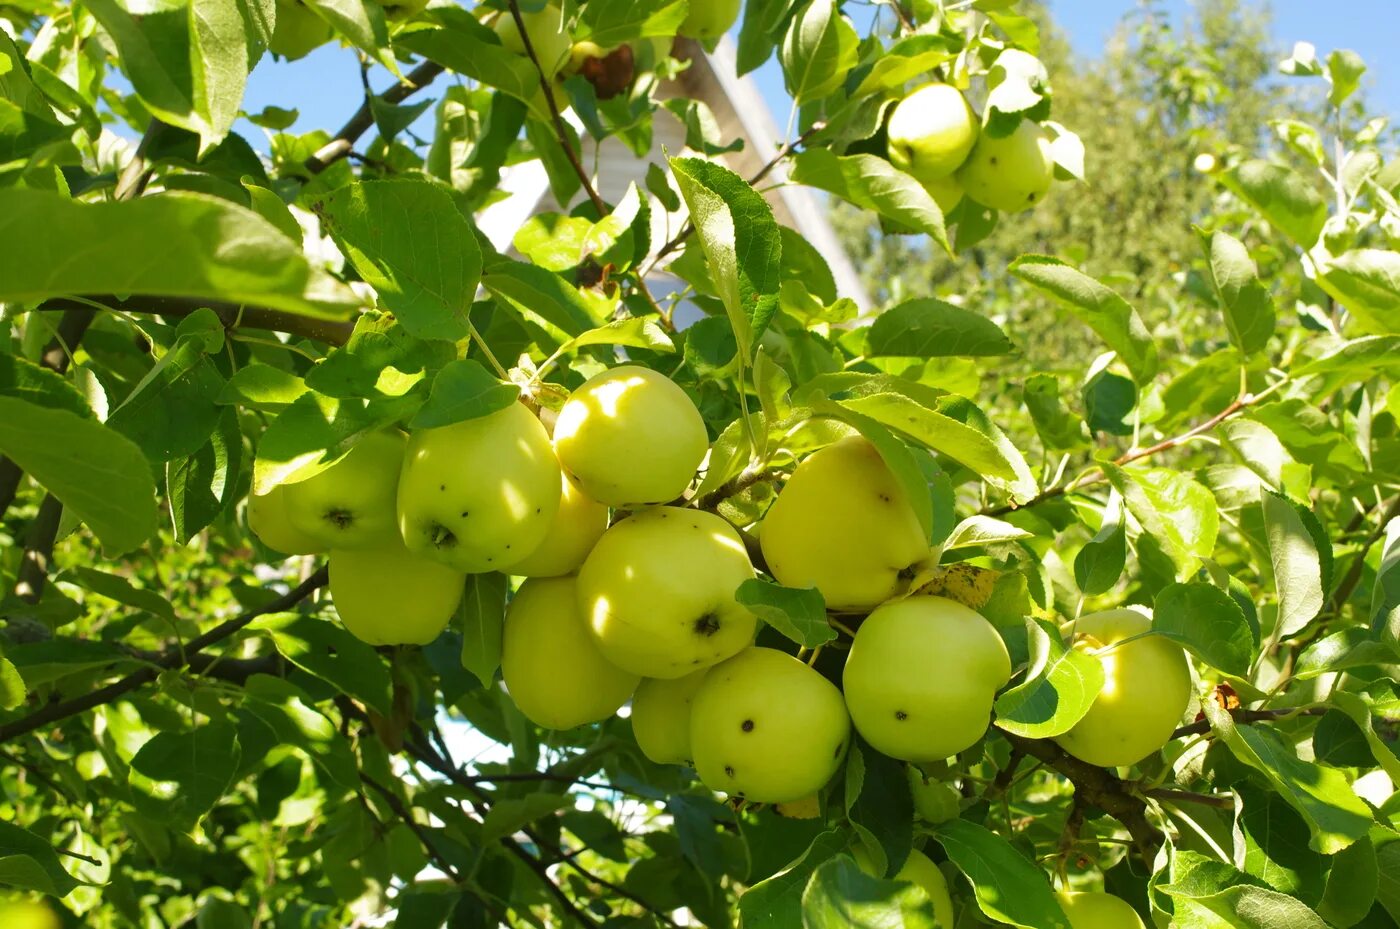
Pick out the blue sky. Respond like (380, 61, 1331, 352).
(237, 1, 1398, 149)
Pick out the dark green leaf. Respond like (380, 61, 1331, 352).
(736, 578, 834, 649)
(801, 856, 939, 929)
(790, 150, 950, 256)
(1153, 582, 1257, 676)
(994, 618, 1104, 738)
(1218, 160, 1327, 249)
(410, 360, 519, 430)
(867, 299, 1013, 359)
(934, 819, 1070, 929)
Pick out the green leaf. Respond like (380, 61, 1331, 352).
(1104, 464, 1218, 577)
(0, 656, 24, 711)
(1203, 698, 1374, 855)
(779, 0, 858, 105)
(1236, 785, 1326, 900)
(1153, 582, 1256, 676)
(513, 213, 592, 271)
(740, 830, 850, 929)
(670, 157, 782, 360)
(0, 351, 90, 418)
(166, 405, 243, 542)
(852, 35, 956, 97)
(0, 820, 81, 896)
(550, 316, 677, 359)
(1010, 255, 1158, 384)
(994, 618, 1104, 738)
(1218, 160, 1327, 248)
(256, 612, 395, 716)
(107, 339, 226, 465)
(84, 0, 248, 151)
(1317, 835, 1378, 928)
(790, 150, 950, 256)
(1371, 516, 1400, 652)
(847, 740, 913, 879)
(1314, 249, 1400, 336)
(1074, 491, 1126, 595)
(1023, 374, 1086, 450)
(934, 819, 1070, 929)
(458, 572, 507, 688)
(0, 397, 157, 557)
(1374, 842, 1400, 924)
(409, 360, 519, 430)
(217, 364, 307, 412)
(1327, 692, 1400, 783)
(942, 515, 1032, 552)
(867, 299, 1013, 359)
(482, 259, 597, 338)
(1262, 490, 1327, 638)
(813, 400, 935, 544)
(319, 180, 482, 341)
(397, 10, 546, 119)
(576, 0, 688, 47)
(128, 722, 243, 828)
(1219, 420, 1303, 496)
(801, 856, 939, 929)
(302, 0, 397, 74)
(1326, 49, 1367, 106)
(1160, 850, 1331, 929)
(1298, 335, 1400, 378)
(736, 578, 834, 649)
(0, 189, 359, 318)
(833, 392, 1019, 486)
(480, 793, 571, 843)
(1199, 229, 1275, 356)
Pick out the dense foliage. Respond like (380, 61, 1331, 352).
(0, 0, 1398, 927)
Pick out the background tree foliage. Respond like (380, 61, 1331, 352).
(0, 0, 1399, 927)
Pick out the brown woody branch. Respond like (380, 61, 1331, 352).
(37, 297, 356, 346)
(1170, 706, 1327, 740)
(0, 567, 328, 744)
(303, 60, 446, 174)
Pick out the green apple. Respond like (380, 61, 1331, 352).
(679, 0, 741, 39)
(577, 507, 756, 678)
(0, 901, 61, 929)
(499, 473, 608, 578)
(329, 539, 463, 645)
(553, 365, 709, 507)
(843, 596, 1011, 762)
(908, 767, 961, 824)
(398, 403, 561, 574)
(887, 83, 979, 183)
(502, 576, 639, 729)
(689, 646, 849, 803)
(760, 436, 932, 611)
(1054, 609, 1191, 768)
(269, 0, 333, 60)
(852, 847, 955, 929)
(956, 118, 1055, 213)
(493, 3, 571, 77)
(1056, 891, 1146, 929)
(630, 669, 708, 764)
(282, 430, 405, 550)
(926, 174, 965, 214)
(248, 485, 326, 556)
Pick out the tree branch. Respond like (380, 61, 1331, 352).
(37, 297, 356, 346)
(1170, 706, 1326, 740)
(360, 772, 464, 883)
(1142, 787, 1233, 810)
(0, 567, 328, 744)
(304, 60, 446, 174)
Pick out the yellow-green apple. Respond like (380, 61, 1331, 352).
(887, 83, 979, 183)
(760, 436, 931, 610)
(1056, 891, 1147, 929)
(553, 365, 708, 506)
(269, 0, 332, 60)
(329, 539, 463, 645)
(679, 0, 741, 39)
(499, 473, 608, 577)
(502, 576, 639, 729)
(689, 646, 849, 803)
(248, 485, 326, 556)
(852, 846, 955, 929)
(908, 766, 961, 823)
(1054, 609, 1191, 768)
(282, 430, 405, 550)
(493, 3, 571, 77)
(630, 669, 709, 764)
(843, 596, 1011, 761)
(926, 174, 965, 214)
(577, 507, 755, 677)
(957, 118, 1055, 212)
(398, 403, 561, 573)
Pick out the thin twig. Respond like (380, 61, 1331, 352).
(1142, 787, 1233, 810)
(1170, 706, 1326, 740)
(1327, 494, 1400, 613)
(37, 296, 356, 346)
(360, 772, 463, 883)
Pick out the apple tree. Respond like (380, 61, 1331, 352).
(0, 0, 1398, 927)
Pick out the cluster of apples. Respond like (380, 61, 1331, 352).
(885, 81, 1059, 214)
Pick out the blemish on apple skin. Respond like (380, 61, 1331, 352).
(724, 765, 735, 778)
(895, 710, 909, 721)
(741, 719, 754, 732)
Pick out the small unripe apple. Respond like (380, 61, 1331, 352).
(1054, 609, 1191, 768)
(0, 901, 61, 929)
(852, 846, 955, 929)
(957, 119, 1055, 213)
(679, 0, 741, 40)
(908, 766, 960, 823)
(887, 83, 979, 183)
(760, 436, 932, 611)
(689, 646, 850, 803)
(330, 539, 464, 645)
(553, 366, 709, 507)
(282, 430, 405, 550)
(502, 576, 639, 729)
(577, 507, 756, 678)
(843, 596, 1011, 762)
(499, 473, 608, 577)
(248, 485, 326, 556)
(269, 0, 333, 61)
(1056, 891, 1147, 929)
(493, 3, 571, 77)
(398, 403, 561, 574)
(630, 668, 708, 764)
